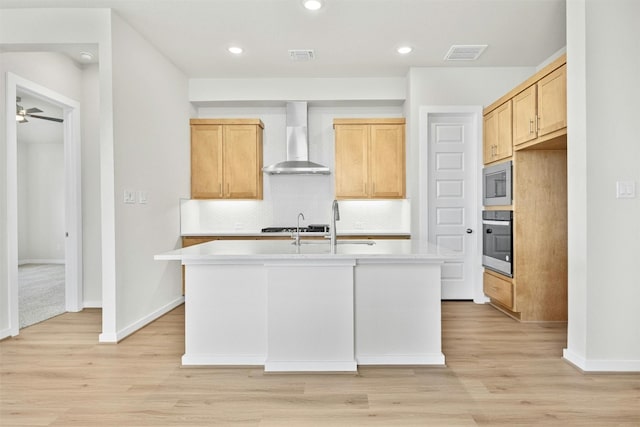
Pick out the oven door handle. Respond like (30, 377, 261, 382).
(482, 220, 511, 226)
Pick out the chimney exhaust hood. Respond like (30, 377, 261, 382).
(262, 102, 330, 175)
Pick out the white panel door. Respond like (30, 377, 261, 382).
(428, 114, 477, 299)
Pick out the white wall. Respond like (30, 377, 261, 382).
(190, 77, 405, 103)
(81, 63, 103, 306)
(565, 0, 640, 371)
(108, 13, 191, 339)
(17, 140, 65, 262)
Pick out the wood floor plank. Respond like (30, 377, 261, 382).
(1, 303, 639, 426)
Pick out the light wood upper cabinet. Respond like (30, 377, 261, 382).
(190, 119, 263, 199)
(191, 124, 223, 199)
(483, 101, 512, 164)
(512, 85, 537, 146)
(537, 65, 567, 137)
(334, 124, 369, 198)
(512, 64, 567, 148)
(334, 118, 406, 199)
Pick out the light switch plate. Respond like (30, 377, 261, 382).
(124, 189, 136, 204)
(616, 181, 636, 199)
(138, 191, 148, 204)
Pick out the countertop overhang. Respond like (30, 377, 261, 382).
(155, 238, 459, 263)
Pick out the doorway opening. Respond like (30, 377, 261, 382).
(6, 73, 83, 335)
(16, 91, 66, 328)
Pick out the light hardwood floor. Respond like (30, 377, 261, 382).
(1, 302, 638, 426)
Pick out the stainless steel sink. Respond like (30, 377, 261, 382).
(292, 240, 375, 246)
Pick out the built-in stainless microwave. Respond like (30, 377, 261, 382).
(483, 160, 512, 206)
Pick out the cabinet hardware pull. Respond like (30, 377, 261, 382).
(219, 183, 222, 196)
(227, 183, 230, 196)
(536, 115, 540, 131)
(530, 119, 534, 134)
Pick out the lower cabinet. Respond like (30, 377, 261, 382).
(483, 270, 514, 311)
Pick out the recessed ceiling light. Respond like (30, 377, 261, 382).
(397, 46, 413, 55)
(79, 51, 94, 61)
(302, 0, 324, 11)
(228, 46, 243, 55)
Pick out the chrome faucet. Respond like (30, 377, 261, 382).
(330, 200, 340, 248)
(295, 212, 305, 246)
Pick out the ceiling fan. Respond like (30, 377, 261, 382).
(16, 97, 64, 123)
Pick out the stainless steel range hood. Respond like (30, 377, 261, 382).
(262, 102, 330, 175)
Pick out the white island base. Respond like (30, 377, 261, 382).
(158, 240, 451, 372)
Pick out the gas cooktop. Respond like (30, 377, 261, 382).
(261, 224, 329, 233)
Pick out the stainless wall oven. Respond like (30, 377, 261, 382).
(482, 210, 513, 277)
(483, 160, 512, 206)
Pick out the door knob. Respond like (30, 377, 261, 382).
(466, 228, 473, 234)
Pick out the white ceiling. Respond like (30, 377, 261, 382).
(0, 0, 567, 78)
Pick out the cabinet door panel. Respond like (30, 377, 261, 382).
(537, 65, 567, 137)
(495, 101, 513, 160)
(224, 125, 261, 199)
(483, 111, 497, 164)
(512, 86, 537, 146)
(369, 125, 405, 198)
(191, 125, 223, 198)
(335, 125, 369, 198)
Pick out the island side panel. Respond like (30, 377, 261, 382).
(265, 262, 357, 372)
(355, 262, 445, 365)
(182, 264, 267, 365)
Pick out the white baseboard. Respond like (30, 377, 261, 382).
(99, 296, 184, 343)
(563, 348, 640, 372)
(82, 300, 102, 308)
(18, 259, 65, 265)
(265, 360, 358, 372)
(0, 326, 12, 340)
(356, 353, 446, 366)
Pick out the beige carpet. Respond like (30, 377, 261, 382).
(18, 263, 65, 328)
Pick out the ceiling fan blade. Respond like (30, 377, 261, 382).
(27, 114, 64, 123)
(26, 107, 43, 114)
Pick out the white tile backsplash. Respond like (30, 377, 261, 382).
(180, 198, 410, 234)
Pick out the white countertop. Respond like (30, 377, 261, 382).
(155, 239, 459, 263)
(181, 231, 411, 237)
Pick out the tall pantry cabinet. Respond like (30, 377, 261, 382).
(482, 55, 568, 322)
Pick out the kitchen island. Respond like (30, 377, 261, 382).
(155, 239, 458, 372)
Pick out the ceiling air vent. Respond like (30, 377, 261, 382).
(289, 49, 315, 61)
(444, 45, 488, 61)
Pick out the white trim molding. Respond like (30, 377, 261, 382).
(98, 297, 184, 343)
(6, 72, 83, 336)
(563, 349, 640, 372)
